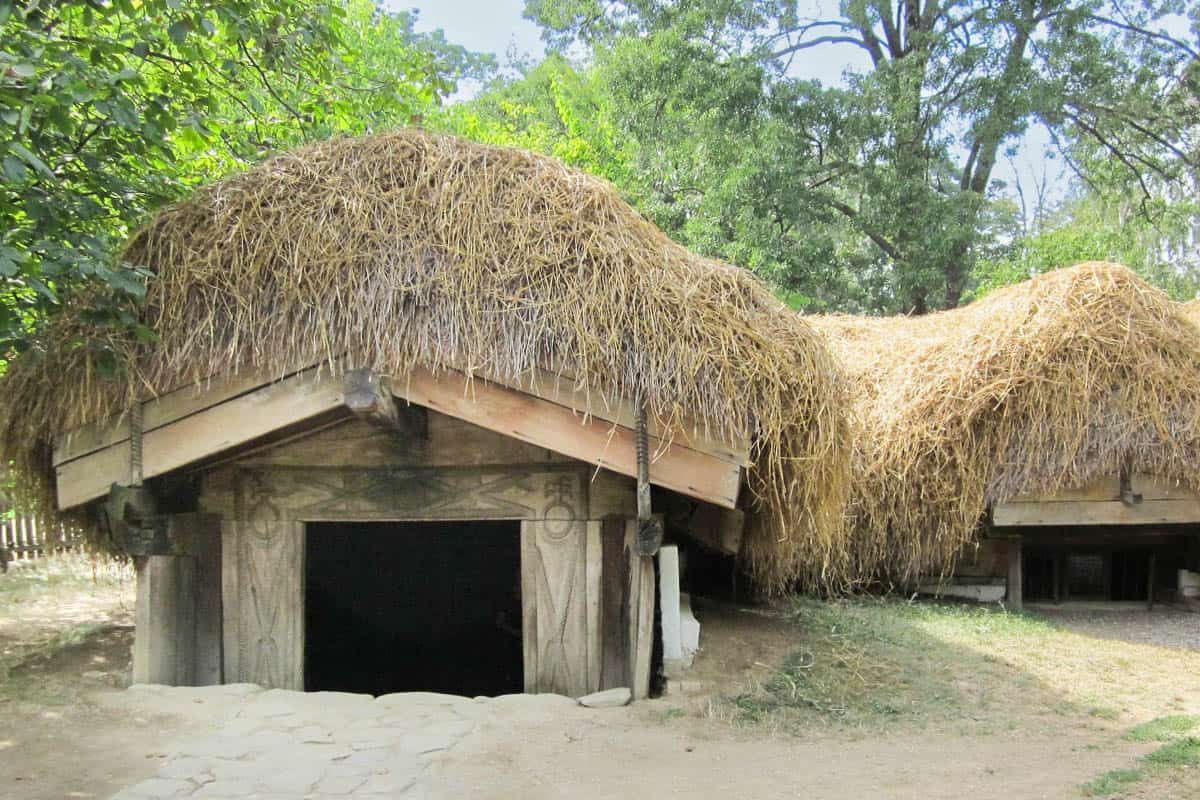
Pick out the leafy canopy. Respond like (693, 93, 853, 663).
(508, 0, 1200, 312)
(0, 0, 492, 356)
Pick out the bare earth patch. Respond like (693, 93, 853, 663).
(2, 557, 1199, 799)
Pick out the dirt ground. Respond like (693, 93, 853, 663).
(1, 557, 1198, 799)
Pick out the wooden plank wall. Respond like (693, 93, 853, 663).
(133, 555, 196, 685)
(521, 519, 602, 696)
(221, 519, 305, 690)
(130, 512, 223, 686)
(199, 414, 650, 696)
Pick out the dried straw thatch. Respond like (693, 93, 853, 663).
(810, 262, 1200, 586)
(1181, 298, 1200, 326)
(0, 129, 849, 594)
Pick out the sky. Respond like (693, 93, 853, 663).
(394, 1, 1132, 216)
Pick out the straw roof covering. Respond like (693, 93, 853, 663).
(810, 262, 1200, 586)
(1181, 298, 1200, 326)
(0, 129, 849, 594)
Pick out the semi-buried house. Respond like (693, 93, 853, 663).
(812, 262, 1200, 607)
(0, 130, 848, 697)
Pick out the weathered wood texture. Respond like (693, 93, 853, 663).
(221, 519, 304, 690)
(491, 366, 751, 467)
(56, 367, 346, 509)
(55, 363, 742, 510)
(166, 513, 223, 685)
(597, 517, 631, 691)
(521, 519, 602, 696)
(995, 473, 1200, 526)
(206, 464, 588, 523)
(195, 407, 651, 698)
(625, 519, 655, 700)
(994, 499, 1200, 527)
(133, 555, 196, 685)
(394, 367, 741, 508)
(1006, 537, 1023, 610)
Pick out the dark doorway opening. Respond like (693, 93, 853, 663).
(304, 521, 523, 697)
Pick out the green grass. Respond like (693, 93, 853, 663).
(1126, 715, 1200, 743)
(1142, 737, 1200, 767)
(1082, 768, 1144, 797)
(723, 596, 1062, 731)
(1081, 717, 1200, 796)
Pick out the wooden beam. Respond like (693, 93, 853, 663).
(624, 519, 655, 700)
(55, 363, 742, 512)
(54, 367, 312, 468)
(496, 367, 752, 468)
(56, 362, 751, 471)
(686, 503, 745, 556)
(993, 498, 1200, 527)
(394, 367, 742, 509)
(55, 367, 345, 510)
(343, 369, 400, 430)
(598, 517, 629, 691)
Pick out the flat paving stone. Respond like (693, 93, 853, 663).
(108, 687, 504, 800)
(118, 777, 195, 799)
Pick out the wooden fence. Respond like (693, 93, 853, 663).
(1, 512, 81, 562)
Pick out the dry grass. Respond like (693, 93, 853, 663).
(715, 598, 1200, 738)
(0, 129, 850, 594)
(810, 262, 1200, 585)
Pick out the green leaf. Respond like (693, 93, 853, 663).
(1, 154, 27, 182)
(26, 277, 57, 302)
(0, 247, 20, 277)
(9, 142, 54, 178)
(10, 63, 36, 78)
(168, 21, 190, 46)
(200, 17, 217, 35)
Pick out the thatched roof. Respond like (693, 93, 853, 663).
(0, 129, 849, 594)
(810, 262, 1200, 586)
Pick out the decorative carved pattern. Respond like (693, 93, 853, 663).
(232, 466, 585, 522)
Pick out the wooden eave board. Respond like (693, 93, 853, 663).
(492, 367, 752, 467)
(393, 367, 742, 509)
(54, 364, 743, 511)
(55, 367, 346, 509)
(53, 367, 315, 467)
(994, 473, 1200, 527)
(993, 499, 1200, 527)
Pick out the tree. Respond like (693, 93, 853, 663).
(975, 151, 1200, 300)
(525, 0, 1200, 312)
(437, 54, 633, 184)
(0, 0, 492, 355)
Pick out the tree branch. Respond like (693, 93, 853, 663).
(829, 199, 902, 261)
(1087, 13, 1199, 60)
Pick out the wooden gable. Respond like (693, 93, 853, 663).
(52, 365, 746, 511)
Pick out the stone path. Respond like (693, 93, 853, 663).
(111, 684, 577, 800)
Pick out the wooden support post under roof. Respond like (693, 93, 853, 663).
(1007, 537, 1023, 610)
